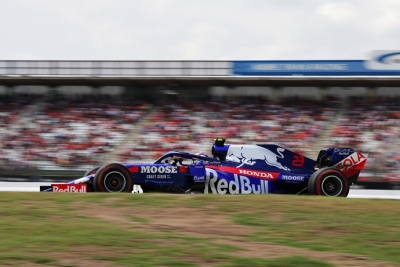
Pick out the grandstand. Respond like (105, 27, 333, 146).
(0, 59, 399, 185)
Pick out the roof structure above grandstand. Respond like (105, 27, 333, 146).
(0, 53, 399, 87)
(0, 75, 400, 87)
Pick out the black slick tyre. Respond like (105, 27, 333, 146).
(93, 163, 133, 193)
(308, 167, 349, 197)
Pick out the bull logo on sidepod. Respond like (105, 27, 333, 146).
(226, 145, 290, 171)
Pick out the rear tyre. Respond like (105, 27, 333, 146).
(93, 163, 133, 193)
(308, 167, 349, 197)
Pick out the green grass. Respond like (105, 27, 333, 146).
(0, 193, 398, 266)
(217, 256, 334, 267)
(228, 195, 400, 263)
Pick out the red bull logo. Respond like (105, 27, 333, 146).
(52, 184, 87, 193)
(204, 168, 269, 194)
(226, 145, 290, 171)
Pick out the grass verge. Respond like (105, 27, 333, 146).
(0, 193, 398, 266)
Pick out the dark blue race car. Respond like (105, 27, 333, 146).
(40, 138, 368, 197)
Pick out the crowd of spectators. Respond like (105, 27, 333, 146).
(0, 92, 398, 181)
(0, 94, 43, 171)
(327, 96, 400, 176)
(0, 93, 150, 171)
(117, 96, 338, 163)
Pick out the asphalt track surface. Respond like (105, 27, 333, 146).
(1, 182, 400, 199)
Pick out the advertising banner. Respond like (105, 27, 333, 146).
(233, 51, 400, 76)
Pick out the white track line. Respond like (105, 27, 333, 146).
(1, 182, 400, 199)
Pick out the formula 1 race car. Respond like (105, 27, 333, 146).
(40, 138, 368, 197)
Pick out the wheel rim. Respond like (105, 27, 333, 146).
(321, 175, 343, 196)
(103, 171, 127, 192)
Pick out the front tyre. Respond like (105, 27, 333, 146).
(93, 163, 133, 193)
(84, 167, 100, 192)
(308, 167, 349, 197)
